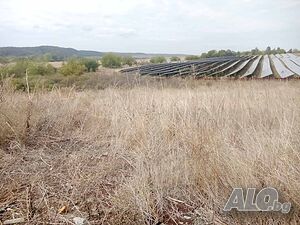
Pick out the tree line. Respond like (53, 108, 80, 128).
(199, 47, 299, 59)
(0, 54, 138, 77)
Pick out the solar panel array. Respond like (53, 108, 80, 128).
(121, 54, 300, 79)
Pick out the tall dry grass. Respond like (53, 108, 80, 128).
(0, 79, 300, 224)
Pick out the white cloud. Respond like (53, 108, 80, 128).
(0, 0, 299, 53)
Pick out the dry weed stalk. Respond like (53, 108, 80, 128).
(0, 79, 299, 224)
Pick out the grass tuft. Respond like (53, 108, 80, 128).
(0, 77, 300, 224)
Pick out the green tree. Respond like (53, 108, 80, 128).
(2, 59, 56, 77)
(8, 59, 30, 77)
(251, 47, 260, 55)
(206, 50, 218, 58)
(185, 55, 200, 61)
(101, 53, 122, 68)
(265, 46, 271, 55)
(200, 53, 207, 58)
(150, 56, 167, 64)
(122, 56, 137, 66)
(170, 56, 181, 62)
(59, 59, 86, 76)
(27, 62, 55, 76)
(82, 59, 99, 72)
(275, 47, 286, 54)
(217, 50, 227, 57)
(225, 49, 236, 57)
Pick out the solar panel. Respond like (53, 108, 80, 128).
(209, 60, 241, 76)
(196, 61, 233, 76)
(225, 56, 255, 77)
(241, 55, 262, 78)
(270, 55, 294, 78)
(288, 54, 300, 66)
(194, 61, 224, 76)
(279, 54, 300, 76)
(260, 55, 273, 78)
(120, 55, 299, 79)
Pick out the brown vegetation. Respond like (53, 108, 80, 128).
(0, 76, 300, 224)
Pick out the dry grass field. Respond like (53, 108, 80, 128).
(0, 75, 300, 224)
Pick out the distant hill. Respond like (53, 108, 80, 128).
(0, 46, 187, 60)
(0, 46, 103, 60)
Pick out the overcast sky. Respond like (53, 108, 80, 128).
(0, 0, 299, 54)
